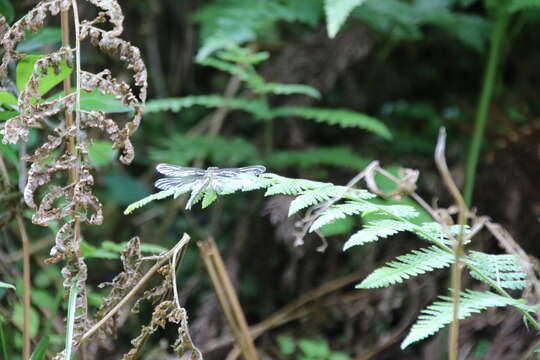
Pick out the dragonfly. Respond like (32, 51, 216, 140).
(154, 163, 266, 210)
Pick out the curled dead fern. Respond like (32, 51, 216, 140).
(0, 0, 147, 352)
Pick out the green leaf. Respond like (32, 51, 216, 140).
(0, 281, 15, 290)
(325, 0, 368, 37)
(30, 336, 50, 360)
(124, 189, 176, 215)
(80, 241, 118, 260)
(0, 92, 17, 108)
(87, 140, 117, 167)
(12, 304, 40, 338)
(79, 90, 132, 113)
(144, 95, 270, 120)
(277, 335, 296, 355)
(320, 216, 356, 237)
(0, 111, 18, 121)
(357, 246, 454, 288)
(508, 0, 540, 12)
(298, 338, 331, 357)
(272, 106, 392, 139)
(259, 82, 320, 98)
(64, 276, 78, 360)
(0, 143, 18, 165)
(17, 28, 62, 53)
(101, 240, 167, 255)
(16, 55, 72, 95)
(343, 219, 415, 250)
(465, 251, 527, 290)
(48, 90, 132, 113)
(330, 352, 351, 360)
(0, 0, 14, 23)
(202, 188, 218, 208)
(401, 290, 535, 349)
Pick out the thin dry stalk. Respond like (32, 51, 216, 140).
(79, 233, 191, 345)
(434, 128, 468, 360)
(0, 154, 31, 359)
(203, 271, 363, 353)
(198, 238, 259, 360)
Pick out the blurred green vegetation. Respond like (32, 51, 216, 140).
(1, 0, 540, 358)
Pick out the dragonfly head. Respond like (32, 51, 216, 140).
(206, 166, 219, 171)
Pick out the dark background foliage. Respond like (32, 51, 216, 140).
(1, 0, 539, 359)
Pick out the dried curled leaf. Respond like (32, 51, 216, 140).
(1, 2, 147, 357)
(0, 0, 71, 76)
(95, 237, 143, 338)
(124, 301, 202, 360)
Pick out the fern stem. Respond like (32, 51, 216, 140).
(464, 11, 509, 206)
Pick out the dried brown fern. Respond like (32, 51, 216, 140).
(0, 0, 147, 353)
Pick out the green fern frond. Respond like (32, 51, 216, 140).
(401, 290, 535, 349)
(193, 0, 306, 60)
(288, 186, 375, 216)
(325, 0, 368, 37)
(149, 134, 260, 167)
(199, 57, 260, 83)
(268, 146, 370, 170)
(413, 223, 469, 246)
(144, 96, 270, 119)
(272, 106, 392, 139)
(466, 251, 527, 290)
(343, 219, 415, 249)
(265, 177, 329, 196)
(310, 201, 418, 232)
(258, 82, 320, 98)
(124, 189, 176, 215)
(309, 202, 369, 232)
(202, 188, 218, 209)
(358, 246, 453, 288)
(508, 0, 540, 13)
(288, 185, 337, 216)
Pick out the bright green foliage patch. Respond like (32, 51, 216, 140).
(401, 290, 535, 349)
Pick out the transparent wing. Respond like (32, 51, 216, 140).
(210, 175, 253, 194)
(215, 165, 266, 179)
(156, 163, 206, 177)
(154, 176, 200, 190)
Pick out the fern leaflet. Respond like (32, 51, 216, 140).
(272, 106, 392, 139)
(343, 219, 415, 249)
(358, 246, 453, 288)
(258, 82, 320, 98)
(325, 0, 369, 37)
(289, 185, 374, 216)
(401, 290, 535, 349)
(265, 177, 329, 196)
(311, 201, 418, 232)
(144, 96, 270, 120)
(465, 251, 527, 290)
(124, 189, 176, 215)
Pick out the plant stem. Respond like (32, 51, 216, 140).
(0, 154, 31, 360)
(464, 11, 509, 206)
(434, 129, 468, 360)
(61, 4, 82, 248)
(78, 234, 191, 344)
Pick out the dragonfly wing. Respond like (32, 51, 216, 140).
(185, 178, 210, 210)
(156, 163, 206, 177)
(154, 175, 200, 190)
(215, 165, 266, 178)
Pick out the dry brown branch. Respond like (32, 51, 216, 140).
(199, 237, 260, 360)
